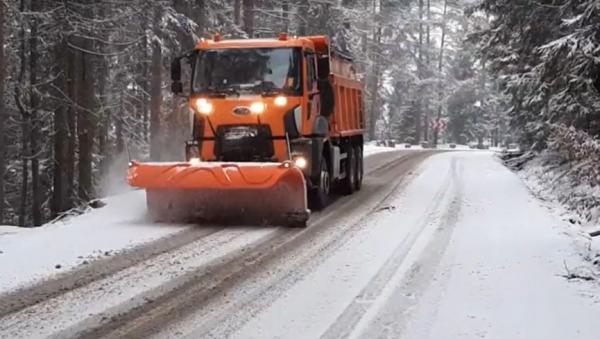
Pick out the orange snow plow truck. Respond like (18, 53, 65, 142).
(128, 34, 365, 227)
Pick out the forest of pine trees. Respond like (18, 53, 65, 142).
(0, 0, 597, 227)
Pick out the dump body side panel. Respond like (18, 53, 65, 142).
(329, 57, 364, 139)
(330, 75, 364, 138)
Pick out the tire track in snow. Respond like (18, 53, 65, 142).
(345, 154, 465, 339)
(0, 227, 281, 339)
(0, 225, 221, 318)
(319, 156, 459, 339)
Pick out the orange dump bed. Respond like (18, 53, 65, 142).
(329, 57, 365, 138)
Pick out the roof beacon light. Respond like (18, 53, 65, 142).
(278, 33, 289, 41)
(213, 33, 223, 42)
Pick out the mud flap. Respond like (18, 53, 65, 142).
(128, 161, 310, 227)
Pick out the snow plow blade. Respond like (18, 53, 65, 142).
(127, 161, 310, 227)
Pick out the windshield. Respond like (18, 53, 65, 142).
(193, 47, 302, 96)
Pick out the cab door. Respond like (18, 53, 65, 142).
(304, 51, 320, 135)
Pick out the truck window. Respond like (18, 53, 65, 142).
(193, 47, 302, 96)
(306, 53, 317, 91)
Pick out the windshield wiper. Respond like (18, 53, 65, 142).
(261, 88, 283, 97)
(255, 81, 283, 97)
(201, 86, 240, 98)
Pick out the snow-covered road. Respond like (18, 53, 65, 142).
(1, 151, 599, 339)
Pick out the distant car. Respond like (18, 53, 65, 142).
(449, 143, 457, 149)
(420, 141, 430, 149)
(404, 144, 412, 148)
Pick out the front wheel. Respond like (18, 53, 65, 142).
(309, 155, 331, 210)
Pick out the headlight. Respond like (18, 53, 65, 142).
(195, 98, 213, 115)
(293, 156, 307, 169)
(274, 96, 288, 107)
(250, 102, 266, 114)
(293, 106, 303, 134)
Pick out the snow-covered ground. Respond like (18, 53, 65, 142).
(2, 151, 599, 339)
(0, 191, 188, 295)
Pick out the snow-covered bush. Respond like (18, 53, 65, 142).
(548, 124, 600, 187)
(516, 124, 600, 229)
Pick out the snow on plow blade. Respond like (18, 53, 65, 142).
(127, 161, 310, 227)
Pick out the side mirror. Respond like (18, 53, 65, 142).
(171, 56, 183, 94)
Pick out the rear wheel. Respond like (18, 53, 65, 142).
(354, 145, 363, 191)
(339, 147, 356, 195)
(310, 155, 331, 210)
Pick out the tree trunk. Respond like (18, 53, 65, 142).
(242, 0, 255, 37)
(0, 1, 6, 224)
(77, 45, 95, 202)
(417, 0, 429, 142)
(367, 0, 382, 140)
(66, 47, 77, 209)
(16, 0, 29, 226)
(150, 5, 163, 161)
(195, 0, 207, 35)
(76, 4, 97, 203)
(297, 0, 309, 36)
(29, 0, 42, 225)
(52, 38, 70, 217)
(97, 5, 110, 179)
(415, 0, 424, 143)
(116, 93, 125, 154)
(422, 0, 431, 142)
(141, 7, 150, 143)
(432, 0, 449, 147)
(234, 0, 241, 26)
(426, 0, 431, 66)
(282, 1, 289, 32)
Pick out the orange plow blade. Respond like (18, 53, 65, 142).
(127, 161, 310, 227)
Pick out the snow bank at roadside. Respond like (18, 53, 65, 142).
(0, 190, 188, 295)
(363, 143, 404, 156)
(363, 142, 476, 156)
(503, 151, 600, 271)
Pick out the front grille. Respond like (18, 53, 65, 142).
(215, 124, 274, 161)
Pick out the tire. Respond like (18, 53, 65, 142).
(309, 155, 331, 210)
(354, 145, 363, 191)
(339, 147, 356, 195)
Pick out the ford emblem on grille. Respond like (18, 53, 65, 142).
(233, 107, 251, 116)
